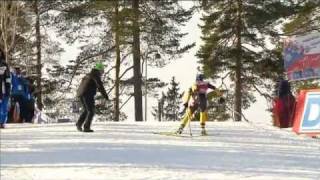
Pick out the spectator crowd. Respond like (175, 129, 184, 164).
(0, 49, 37, 128)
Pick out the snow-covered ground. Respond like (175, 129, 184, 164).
(1, 121, 319, 180)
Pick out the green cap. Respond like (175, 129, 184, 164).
(95, 63, 104, 71)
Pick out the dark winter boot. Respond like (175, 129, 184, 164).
(201, 128, 207, 136)
(175, 125, 184, 134)
(83, 129, 94, 133)
(76, 123, 83, 132)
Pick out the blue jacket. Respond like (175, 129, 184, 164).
(11, 73, 28, 98)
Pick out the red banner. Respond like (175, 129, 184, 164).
(283, 32, 320, 81)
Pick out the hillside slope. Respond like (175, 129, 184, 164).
(1, 121, 319, 180)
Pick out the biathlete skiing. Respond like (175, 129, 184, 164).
(175, 74, 225, 136)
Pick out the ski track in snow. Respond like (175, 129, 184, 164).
(0, 121, 319, 180)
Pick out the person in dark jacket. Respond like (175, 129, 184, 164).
(272, 78, 296, 128)
(10, 67, 28, 123)
(76, 63, 109, 132)
(0, 49, 11, 128)
(24, 77, 36, 123)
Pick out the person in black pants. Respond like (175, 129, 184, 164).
(76, 63, 109, 132)
(0, 49, 11, 128)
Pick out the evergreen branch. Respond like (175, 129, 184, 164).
(119, 65, 134, 80)
(241, 45, 261, 54)
(269, 27, 320, 37)
(119, 85, 127, 96)
(102, 52, 130, 81)
(65, 45, 115, 90)
(251, 82, 273, 100)
(119, 95, 133, 110)
(219, 71, 232, 89)
(104, 66, 115, 78)
(99, 51, 132, 97)
(106, 65, 134, 96)
(104, 64, 134, 97)
(242, 72, 273, 100)
(120, 52, 131, 64)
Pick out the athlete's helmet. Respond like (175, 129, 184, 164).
(196, 74, 204, 81)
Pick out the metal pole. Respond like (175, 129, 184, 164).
(145, 56, 147, 122)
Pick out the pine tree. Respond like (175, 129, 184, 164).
(161, 77, 182, 121)
(131, 1, 195, 121)
(26, 0, 65, 111)
(132, 0, 143, 121)
(34, 0, 42, 110)
(197, 0, 297, 121)
(53, 1, 194, 121)
(49, 1, 122, 120)
(283, 0, 320, 35)
(113, 0, 121, 122)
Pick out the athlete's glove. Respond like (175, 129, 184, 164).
(218, 97, 225, 104)
(179, 103, 188, 116)
(183, 103, 188, 108)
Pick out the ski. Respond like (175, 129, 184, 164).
(152, 131, 213, 138)
(152, 131, 194, 137)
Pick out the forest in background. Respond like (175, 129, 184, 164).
(1, 0, 319, 122)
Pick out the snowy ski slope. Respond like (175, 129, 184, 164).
(0, 121, 319, 180)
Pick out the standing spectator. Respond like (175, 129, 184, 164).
(10, 67, 28, 123)
(24, 76, 36, 123)
(272, 78, 296, 128)
(0, 49, 11, 128)
(76, 63, 109, 132)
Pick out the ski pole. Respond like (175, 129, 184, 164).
(187, 112, 193, 137)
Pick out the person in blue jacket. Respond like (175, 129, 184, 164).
(0, 49, 11, 128)
(10, 67, 29, 123)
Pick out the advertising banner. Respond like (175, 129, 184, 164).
(292, 89, 320, 136)
(283, 32, 320, 81)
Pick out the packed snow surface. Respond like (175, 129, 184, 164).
(1, 121, 319, 180)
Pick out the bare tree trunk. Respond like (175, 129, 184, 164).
(34, 0, 43, 110)
(234, 0, 243, 121)
(114, 0, 120, 122)
(132, 0, 143, 121)
(158, 101, 161, 122)
(0, 1, 19, 64)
